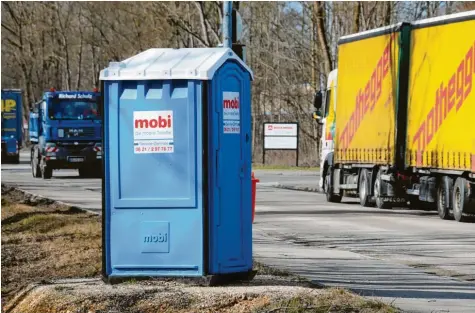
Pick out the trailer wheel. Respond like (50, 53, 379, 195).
(437, 176, 453, 220)
(374, 170, 391, 209)
(359, 169, 372, 207)
(31, 148, 41, 178)
(453, 177, 471, 222)
(325, 170, 342, 203)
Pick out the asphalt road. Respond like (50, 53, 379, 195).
(2, 151, 475, 313)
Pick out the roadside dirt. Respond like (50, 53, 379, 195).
(1, 185, 101, 304)
(1, 185, 398, 313)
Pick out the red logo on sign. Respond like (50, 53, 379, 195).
(223, 97, 239, 109)
(268, 125, 273, 131)
(135, 115, 172, 129)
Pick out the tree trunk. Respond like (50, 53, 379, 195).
(353, 2, 361, 33)
(314, 2, 332, 74)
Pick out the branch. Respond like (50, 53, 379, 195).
(193, 1, 211, 47)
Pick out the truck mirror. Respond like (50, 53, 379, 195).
(313, 91, 323, 109)
(312, 110, 324, 125)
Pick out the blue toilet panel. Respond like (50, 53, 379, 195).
(104, 80, 204, 277)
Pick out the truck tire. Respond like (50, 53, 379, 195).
(437, 176, 453, 220)
(453, 177, 471, 222)
(94, 164, 103, 178)
(42, 164, 53, 179)
(359, 169, 372, 207)
(78, 167, 92, 178)
(374, 170, 391, 209)
(31, 149, 41, 178)
(325, 169, 342, 203)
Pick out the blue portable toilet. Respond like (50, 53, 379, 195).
(99, 48, 254, 281)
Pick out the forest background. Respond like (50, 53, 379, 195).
(2, 1, 474, 165)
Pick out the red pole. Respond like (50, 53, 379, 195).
(251, 172, 259, 223)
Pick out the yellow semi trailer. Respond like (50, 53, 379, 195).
(313, 11, 475, 222)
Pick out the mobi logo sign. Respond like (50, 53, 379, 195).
(223, 92, 240, 120)
(339, 34, 396, 149)
(412, 41, 474, 161)
(133, 110, 173, 140)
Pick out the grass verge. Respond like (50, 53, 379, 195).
(253, 288, 398, 313)
(1, 185, 397, 313)
(1, 185, 101, 304)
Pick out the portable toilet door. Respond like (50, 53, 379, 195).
(206, 58, 253, 275)
(100, 48, 254, 280)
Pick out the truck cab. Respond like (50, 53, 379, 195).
(312, 69, 337, 192)
(29, 89, 102, 179)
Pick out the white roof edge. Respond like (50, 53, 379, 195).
(339, 22, 403, 42)
(99, 48, 253, 81)
(412, 10, 475, 26)
(338, 10, 475, 42)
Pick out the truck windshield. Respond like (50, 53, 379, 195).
(48, 99, 100, 120)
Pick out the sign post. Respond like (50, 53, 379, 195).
(263, 122, 299, 166)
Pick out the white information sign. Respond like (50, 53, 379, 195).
(262, 123, 299, 166)
(133, 110, 174, 154)
(223, 91, 240, 134)
(264, 123, 298, 149)
(264, 136, 298, 149)
(264, 123, 298, 137)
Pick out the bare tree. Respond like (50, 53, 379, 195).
(2, 1, 470, 163)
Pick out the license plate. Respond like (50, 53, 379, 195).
(68, 157, 84, 163)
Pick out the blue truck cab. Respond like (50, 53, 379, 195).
(1, 89, 23, 164)
(29, 89, 102, 179)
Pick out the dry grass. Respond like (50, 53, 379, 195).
(1, 185, 398, 313)
(1, 187, 101, 303)
(254, 288, 399, 313)
(5, 279, 399, 313)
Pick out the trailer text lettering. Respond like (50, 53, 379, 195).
(412, 41, 475, 154)
(339, 33, 396, 149)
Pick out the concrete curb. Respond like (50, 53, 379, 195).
(2, 184, 100, 216)
(273, 183, 322, 194)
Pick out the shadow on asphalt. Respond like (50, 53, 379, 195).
(257, 257, 475, 301)
(255, 209, 438, 217)
(52, 175, 100, 180)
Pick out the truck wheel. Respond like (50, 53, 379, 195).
(31, 150, 41, 178)
(42, 165, 53, 179)
(78, 168, 91, 178)
(453, 177, 471, 222)
(374, 170, 391, 209)
(325, 170, 342, 203)
(437, 176, 453, 220)
(359, 169, 372, 207)
(94, 164, 102, 178)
